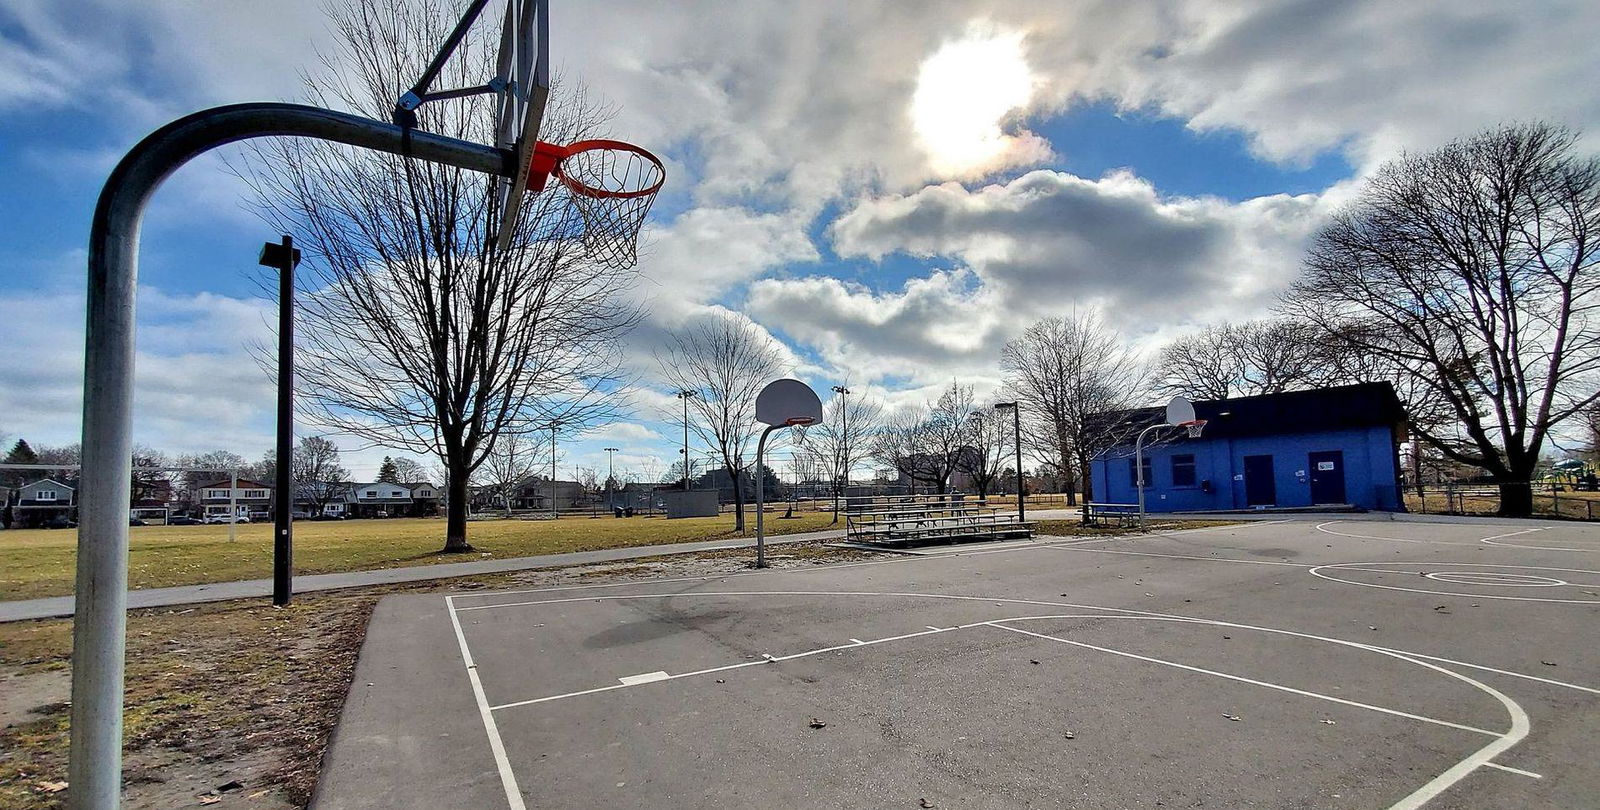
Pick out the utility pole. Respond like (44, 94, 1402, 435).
(258, 236, 301, 607)
(830, 385, 850, 523)
(676, 389, 697, 491)
(547, 420, 561, 519)
(994, 402, 1024, 522)
(604, 447, 618, 511)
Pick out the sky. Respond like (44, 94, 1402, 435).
(2, 0, 1598, 482)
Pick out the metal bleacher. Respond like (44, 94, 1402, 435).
(844, 494, 1034, 548)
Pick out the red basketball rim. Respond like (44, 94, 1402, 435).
(552, 139, 667, 200)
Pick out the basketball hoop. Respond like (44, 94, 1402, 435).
(1178, 419, 1208, 439)
(526, 138, 666, 268)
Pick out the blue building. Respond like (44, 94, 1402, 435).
(1089, 383, 1408, 512)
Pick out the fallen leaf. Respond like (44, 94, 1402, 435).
(200, 797, 222, 806)
(808, 718, 827, 729)
(1063, 732, 1076, 739)
(1319, 719, 1337, 725)
(920, 800, 936, 808)
(1029, 660, 1040, 665)
(1541, 660, 1558, 666)
(1223, 714, 1242, 722)
(35, 781, 68, 793)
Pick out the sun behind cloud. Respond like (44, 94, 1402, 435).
(910, 22, 1053, 179)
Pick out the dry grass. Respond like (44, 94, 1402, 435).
(0, 511, 839, 601)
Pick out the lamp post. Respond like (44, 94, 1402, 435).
(829, 385, 850, 523)
(258, 235, 300, 607)
(604, 447, 618, 511)
(994, 402, 1024, 522)
(676, 389, 698, 491)
(546, 420, 561, 518)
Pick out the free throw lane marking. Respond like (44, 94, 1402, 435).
(444, 596, 528, 810)
(1482, 762, 1542, 779)
(618, 671, 670, 686)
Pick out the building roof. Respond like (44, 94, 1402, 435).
(197, 478, 273, 490)
(1091, 382, 1407, 447)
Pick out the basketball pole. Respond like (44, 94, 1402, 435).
(75, 102, 506, 810)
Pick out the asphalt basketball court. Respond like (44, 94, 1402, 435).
(312, 518, 1600, 809)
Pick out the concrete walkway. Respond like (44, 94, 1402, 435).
(0, 526, 855, 623)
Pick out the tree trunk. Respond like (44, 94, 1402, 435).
(443, 466, 474, 552)
(1497, 479, 1534, 518)
(731, 474, 746, 533)
(1077, 450, 1095, 502)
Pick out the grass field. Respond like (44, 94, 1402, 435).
(0, 511, 840, 601)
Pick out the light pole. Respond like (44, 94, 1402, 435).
(258, 236, 300, 607)
(604, 447, 618, 511)
(546, 420, 562, 518)
(830, 385, 850, 523)
(994, 402, 1024, 523)
(676, 389, 698, 491)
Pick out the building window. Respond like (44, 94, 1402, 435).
(205, 489, 227, 499)
(1128, 457, 1153, 488)
(364, 491, 376, 498)
(242, 489, 267, 499)
(36, 490, 57, 501)
(1171, 454, 1197, 488)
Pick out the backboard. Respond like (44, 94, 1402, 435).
(493, 0, 550, 250)
(756, 379, 823, 427)
(1165, 396, 1196, 427)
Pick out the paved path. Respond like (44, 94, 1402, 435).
(0, 526, 853, 623)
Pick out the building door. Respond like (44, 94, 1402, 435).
(1308, 450, 1347, 504)
(1243, 455, 1276, 506)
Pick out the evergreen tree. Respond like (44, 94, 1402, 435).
(4, 439, 38, 465)
(377, 456, 400, 483)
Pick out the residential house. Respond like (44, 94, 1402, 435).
(197, 479, 273, 521)
(11, 478, 77, 528)
(345, 481, 415, 518)
(406, 482, 441, 516)
(1089, 383, 1408, 513)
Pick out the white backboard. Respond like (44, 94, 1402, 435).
(756, 379, 823, 427)
(1165, 396, 1196, 426)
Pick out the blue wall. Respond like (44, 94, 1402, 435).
(1090, 426, 1402, 512)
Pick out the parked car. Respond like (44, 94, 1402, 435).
(168, 516, 204, 526)
(129, 518, 147, 527)
(45, 516, 78, 529)
(310, 513, 346, 521)
(204, 514, 251, 524)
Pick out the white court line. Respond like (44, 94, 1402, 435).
(466, 589, 1560, 808)
(1482, 762, 1542, 779)
(489, 625, 957, 712)
(618, 671, 669, 686)
(1316, 521, 1478, 546)
(444, 596, 528, 810)
(458, 588, 1600, 696)
(1310, 562, 1600, 605)
(983, 622, 1498, 737)
(1047, 546, 1312, 567)
(1480, 527, 1598, 553)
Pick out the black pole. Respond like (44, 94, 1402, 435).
(260, 235, 300, 606)
(1013, 405, 1025, 522)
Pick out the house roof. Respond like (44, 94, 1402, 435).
(1090, 382, 1407, 446)
(20, 478, 75, 491)
(197, 478, 272, 490)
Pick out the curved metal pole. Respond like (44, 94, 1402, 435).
(1133, 422, 1171, 530)
(754, 423, 783, 568)
(75, 102, 505, 809)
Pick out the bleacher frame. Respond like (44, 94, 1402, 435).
(844, 494, 1033, 547)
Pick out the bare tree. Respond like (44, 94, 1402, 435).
(1280, 123, 1600, 516)
(801, 392, 884, 521)
(1001, 313, 1145, 502)
(390, 456, 428, 484)
(872, 383, 974, 494)
(956, 408, 1008, 497)
(239, 0, 638, 551)
(655, 314, 786, 531)
(478, 432, 543, 516)
(293, 436, 351, 515)
(1154, 319, 1346, 400)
